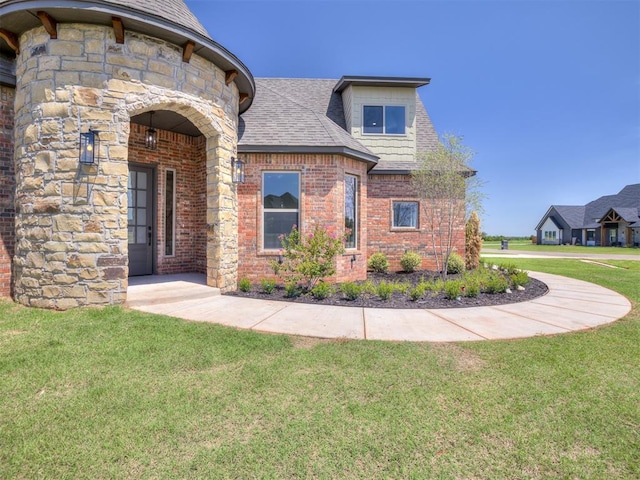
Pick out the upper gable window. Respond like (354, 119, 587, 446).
(363, 105, 405, 135)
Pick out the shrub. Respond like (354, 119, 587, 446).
(273, 225, 347, 290)
(368, 252, 389, 273)
(361, 280, 378, 296)
(463, 281, 480, 298)
(377, 281, 394, 301)
(424, 278, 445, 295)
(310, 282, 333, 300)
(510, 270, 530, 287)
(485, 274, 509, 294)
(340, 282, 363, 301)
(409, 283, 427, 301)
(444, 279, 465, 300)
(260, 278, 276, 294)
(446, 252, 465, 275)
(238, 277, 252, 292)
(284, 281, 302, 298)
(465, 211, 483, 270)
(400, 252, 422, 273)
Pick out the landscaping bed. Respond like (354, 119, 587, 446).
(226, 268, 549, 309)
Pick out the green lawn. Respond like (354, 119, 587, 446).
(484, 242, 640, 255)
(1, 260, 639, 478)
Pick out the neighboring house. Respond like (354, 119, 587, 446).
(0, 0, 466, 309)
(535, 184, 640, 246)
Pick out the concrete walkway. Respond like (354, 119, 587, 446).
(126, 272, 632, 342)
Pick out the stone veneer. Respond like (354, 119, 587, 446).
(0, 84, 15, 297)
(12, 24, 240, 309)
(237, 153, 369, 283)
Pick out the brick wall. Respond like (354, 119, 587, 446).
(237, 153, 368, 284)
(128, 123, 207, 275)
(0, 85, 15, 297)
(367, 173, 465, 272)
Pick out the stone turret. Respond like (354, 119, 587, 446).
(0, 0, 254, 308)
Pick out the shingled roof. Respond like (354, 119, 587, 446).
(537, 184, 640, 230)
(238, 78, 379, 167)
(238, 77, 440, 171)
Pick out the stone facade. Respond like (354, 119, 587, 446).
(0, 85, 15, 297)
(11, 24, 240, 308)
(238, 153, 368, 283)
(367, 173, 465, 272)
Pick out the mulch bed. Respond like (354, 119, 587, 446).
(225, 270, 549, 309)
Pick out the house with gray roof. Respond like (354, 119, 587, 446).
(0, 0, 461, 309)
(535, 184, 640, 246)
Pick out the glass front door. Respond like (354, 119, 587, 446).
(128, 165, 154, 276)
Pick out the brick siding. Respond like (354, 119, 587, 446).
(237, 153, 368, 284)
(367, 173, 465, 272)
(0, 85, 15, 297)
(127, 123, 207, 275)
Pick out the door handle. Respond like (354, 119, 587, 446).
(148, 226, 152, 246)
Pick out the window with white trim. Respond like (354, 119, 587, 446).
(392, 201, 419, 228)
(164, 168, 176, 256)
(363, 105, 405, 134)
(345, 175, 357, 249)
(263, 172, 300, 250)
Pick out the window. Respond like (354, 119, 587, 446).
(164, 169, 176, 256)
(263, 172, 300, 249)
(345, 175, 357, 249)
(544, 231, 557, 240)
(363, 105, 405, 135)
(392, 201, 419, 228)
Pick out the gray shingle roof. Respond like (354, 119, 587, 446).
(539, 184, 640, 230)
(238, 77, 440, 171)
(238, 78, 378, 165)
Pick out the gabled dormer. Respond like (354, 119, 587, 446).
(334, 76, 433, 170)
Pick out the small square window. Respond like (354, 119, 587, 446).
(392, 201, 419, 228)
(363, 105, 405, 135)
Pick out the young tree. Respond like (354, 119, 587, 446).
(412, 134, 484, 278)
(465, 211, 483, 270)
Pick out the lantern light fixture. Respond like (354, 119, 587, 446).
(146, 111, 158, 150)
(79, 129, 100, 164)
(232, 156, 245, 184)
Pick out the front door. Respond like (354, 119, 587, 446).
(128, 165, 154, 276)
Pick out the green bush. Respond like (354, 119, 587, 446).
(310, 282, 333, 300)
(273, 225, 348, 290)
(340, 282, 363, 301)
(361, 280, 378, 296)
(510, 270, 530, 287)
(260, 278, 276, 294)
(377, 281, 394, 301)
(444, 279, 465, 300)
(400, 252, 422, 273)
(238, 277, 252, 292)
(368, 252, 389, 273)
(462, 281, 480, 298)
(284, 281, 302, 298)
(446, 252, 466, 275)
(409, 283, 427, 301)
(485, 274, 509, 294)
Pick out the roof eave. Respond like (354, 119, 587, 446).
(0, 0, 255, 111)
(334, 75, 431, 93)
(237, 144, 379, 168)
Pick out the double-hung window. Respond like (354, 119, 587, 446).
(363, 105, 405, 135)
(263, 172, 300, 250)
(392, 201, 419, 228)
(345, 175, 357, 249)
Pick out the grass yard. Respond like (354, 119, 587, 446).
(483, 241, 640, 255)
(1, 259, 639, 478)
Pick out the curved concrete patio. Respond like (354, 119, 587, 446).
(126, 271, 632, 342)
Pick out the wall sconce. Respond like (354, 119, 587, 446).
(79, 129, 100, 164)
(232, 156, 245, 184)
(146, 111, 158, 150)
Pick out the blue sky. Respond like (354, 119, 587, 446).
(188, 0, 640, 236)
